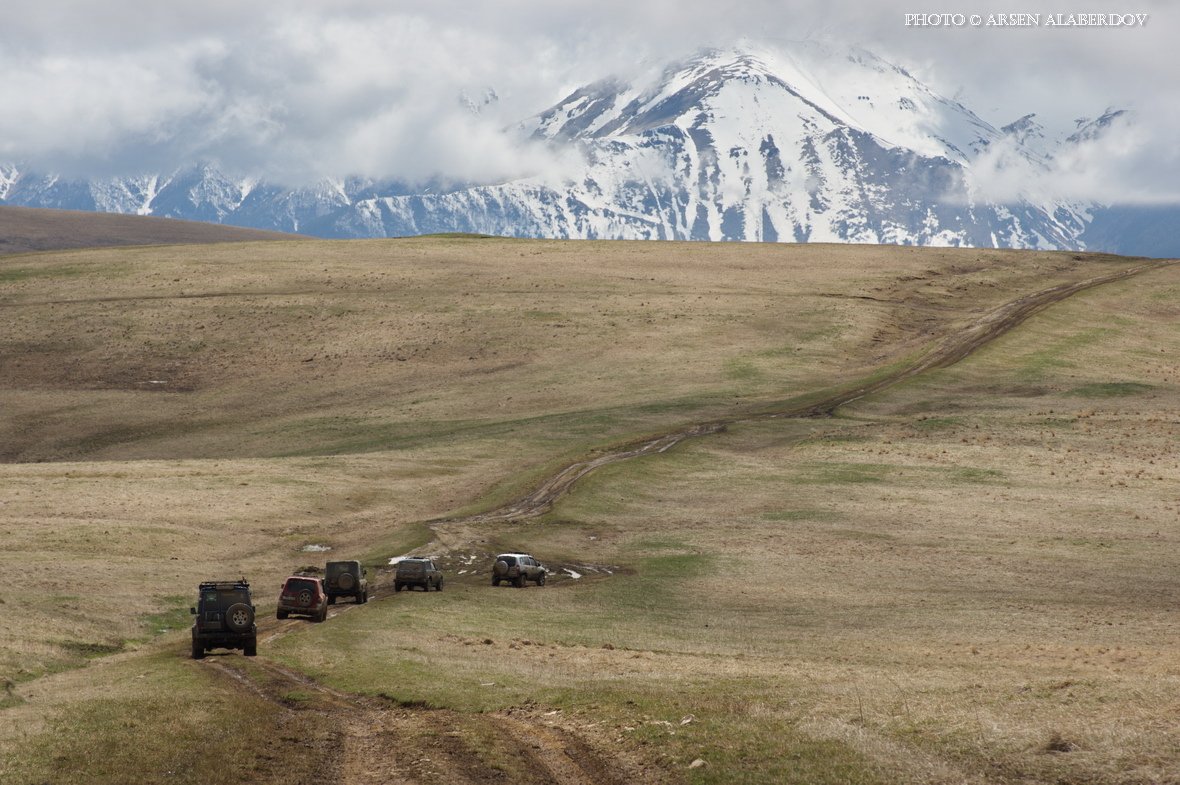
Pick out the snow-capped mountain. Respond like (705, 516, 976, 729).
(1, 43, 1165, 254)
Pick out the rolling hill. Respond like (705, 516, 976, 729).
(2, 229, 1178, 784)
(0, 204, 301, 256)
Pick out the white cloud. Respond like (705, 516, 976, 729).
(1, 0, 1177, 203)
(967, 109, 1180, 206)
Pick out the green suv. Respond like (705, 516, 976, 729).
(324, 560, 369, 604)
(190, 579, 257, 658)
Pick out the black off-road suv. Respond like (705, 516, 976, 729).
(492, 553, 546, 587)
(394, 557, 443, 592)
(190, 579, 257, 659)
(324, 560, 369, 604)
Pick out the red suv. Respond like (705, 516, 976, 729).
(276, 575, 329, 622)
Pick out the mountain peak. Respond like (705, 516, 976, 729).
(1068, 108, 1129, 144)
(2, 41, 1146, 254)
(528, 42, 1000, 166)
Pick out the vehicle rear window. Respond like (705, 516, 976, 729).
(285, 578, 317, 592)
(204, 589, 249, 604)
(499, 556, 517, 565)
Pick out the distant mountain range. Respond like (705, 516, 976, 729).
(2, 43, 1175, 256)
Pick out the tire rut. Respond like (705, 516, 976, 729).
(203, 656, 666, 785)
(437, 259, 1175, 526)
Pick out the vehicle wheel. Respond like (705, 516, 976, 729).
(277, 609, 289, 620)
(420, 582, 429, 592)
(360, 590, 368, 604)
(514, 575, 524, 588)
(244, 639, 257, 657)
(316, 605, 327, 623)
(328, 595, 337, 605)
(537, 572, 546, 586)
(192, 638, 204, 660)
(395, 582, 403, 592)
(492, 577, 500, 586)
(437, 578, 444, 592)
(226, 603, 255, 633)
(338, 573, 356, 591)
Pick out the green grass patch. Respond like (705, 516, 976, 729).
(140, 594, 193, 637)
(1, 651, 297, 785)
(686, 720, 888, 785)
(270, 400, 704, 459)
(797, 461, 891, 485)
(639, 552, 709, 579)
(362, 519, 434, 565)
(763, 509, 842, 522)
(949, 466, 1005, 483)
(1013, 328, 1112, 380)
(1064, 382, 1155, 398)
(632, 537, 696, 551)
(589, 551, 712, 622)
(724, 357, 766, 382)
(0, 264, 89, 283)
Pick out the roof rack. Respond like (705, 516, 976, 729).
(198, 578, 251, 589)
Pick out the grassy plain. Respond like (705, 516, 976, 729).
(1, 235, 1176, 783)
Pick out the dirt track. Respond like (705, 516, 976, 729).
(442, 258, 1176, 525)
(205, 653, 673, 785)
(201, 258, 1175, 783)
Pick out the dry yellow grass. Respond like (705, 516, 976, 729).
(1, 236, 1173, 784)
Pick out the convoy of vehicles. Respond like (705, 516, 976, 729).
(191, 550, 547, 658)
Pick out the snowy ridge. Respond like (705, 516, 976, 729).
(0, 42, 1145, 252)
(0, 164, 19, 201)
(364, 45, 1086, 248)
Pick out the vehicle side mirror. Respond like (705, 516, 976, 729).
(189, 607, 196, 614)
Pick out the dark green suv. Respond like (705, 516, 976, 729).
(190, 579, 257, 658)
(324, 560, 369, 604)
(394, 557, 443, 592)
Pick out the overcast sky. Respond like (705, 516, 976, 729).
(2, 0, 1177, 202)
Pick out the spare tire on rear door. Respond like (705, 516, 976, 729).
(338, 572, 356, 591)
(494, 559, 508, 576)
(225, 603, 255, 633)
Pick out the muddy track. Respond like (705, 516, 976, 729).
(440, 259, 1176, 525)
(204, 656, 673, 785)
